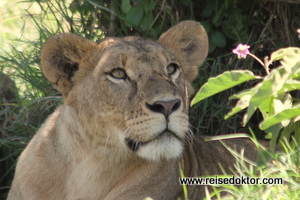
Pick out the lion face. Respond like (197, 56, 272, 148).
(90, 38, 190, 161)
(41, 21, 208, 161)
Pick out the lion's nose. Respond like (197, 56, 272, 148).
(146, 99, 181, 118)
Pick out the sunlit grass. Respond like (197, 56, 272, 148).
(203, 135, 300, 200)
(0, 0, 70, 54)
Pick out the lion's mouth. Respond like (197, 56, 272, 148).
(125, 130, 180, 152)
(125, 138, 148, 152)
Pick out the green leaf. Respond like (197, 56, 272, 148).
(270, 48, 290, 62)
(293, 122, 300, 147)
(208, 40, 216, 53)
(226, 82, 272, 120)
(211, 31, 226, 48)
(281, 48, 300, 71)
(242, 66, 292, 126)
(267, 124, 282, 152)
(125, 5, 144, 27)
(242, 78, 274, 126)
(278, 80, 300, 94)
(269, 47, 300, 76)
(242, 103, 258, 127)
(201, 4, 213, 17)
(260, 104, 300, 130)
(258, 93, 293, 128)
(22, 99, 32, 107)
(140, 12, 153, 31)
(122, 0, 132, 14)
(201, 21, 211, 33)
(191, 70, 257, 106)
(144, 0, 157, 11)
(225, 86, 260, 120)
(224, 94, 251, 120)
(89, 1, 128, 24)
(273, 95, 292, 127)
(290, 68, 300, 79)
(270, 47, 300, 62)
(271, 67, 289, 92)
(280, 122, 294, 143)
(229, 86, 258, 100)
(258, 97, 274, 119)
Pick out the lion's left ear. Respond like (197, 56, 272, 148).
(41, 33, 96, 97)
(158, 21, 208, 81)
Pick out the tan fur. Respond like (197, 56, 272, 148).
(8, 21, 260, 200)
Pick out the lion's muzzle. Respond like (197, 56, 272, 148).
(124, 98, 186, 160)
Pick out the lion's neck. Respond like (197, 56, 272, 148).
(55, 105, 147, 198)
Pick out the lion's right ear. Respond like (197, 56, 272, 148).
(158, 21, 208, 82)
(41, 33, 96, 97)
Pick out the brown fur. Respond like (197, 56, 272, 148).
(8, 21, 259, 200)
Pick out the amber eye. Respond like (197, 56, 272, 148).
(110, 68, 127, 79)
(166, 64, 178, 75)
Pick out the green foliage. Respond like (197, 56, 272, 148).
(192, 0, 300, 137)
(192, 47, 300, 150)
(88, 0, 194, 39)
(198, 0, 262, 52)
(191, 70, 258, 106)
(205, 135, 300, 200)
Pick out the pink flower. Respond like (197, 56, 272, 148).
(232, 44, 250, 59)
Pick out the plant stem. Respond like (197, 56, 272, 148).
(248, 52, 270, 75)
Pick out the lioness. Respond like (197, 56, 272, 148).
(8, 21, 260, 200)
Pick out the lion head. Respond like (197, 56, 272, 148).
(41, 21, 208, 161)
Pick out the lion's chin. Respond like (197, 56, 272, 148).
(125, 131, 184, 161)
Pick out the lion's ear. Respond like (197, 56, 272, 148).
(158, 21, 208, 81)
(41, 33, 96, 97)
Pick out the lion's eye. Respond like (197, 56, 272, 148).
(110, 68, 127, 79)
(166, 64, 178, 75)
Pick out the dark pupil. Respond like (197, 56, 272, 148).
(112, 69, 124, 78)
(116, 71, 122, 76)
(168, 66, 175, 74)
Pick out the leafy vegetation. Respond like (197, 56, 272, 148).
(205, 134, 300, 200)
(192, 46, 300, 151)
(1, 0, 300, 199)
